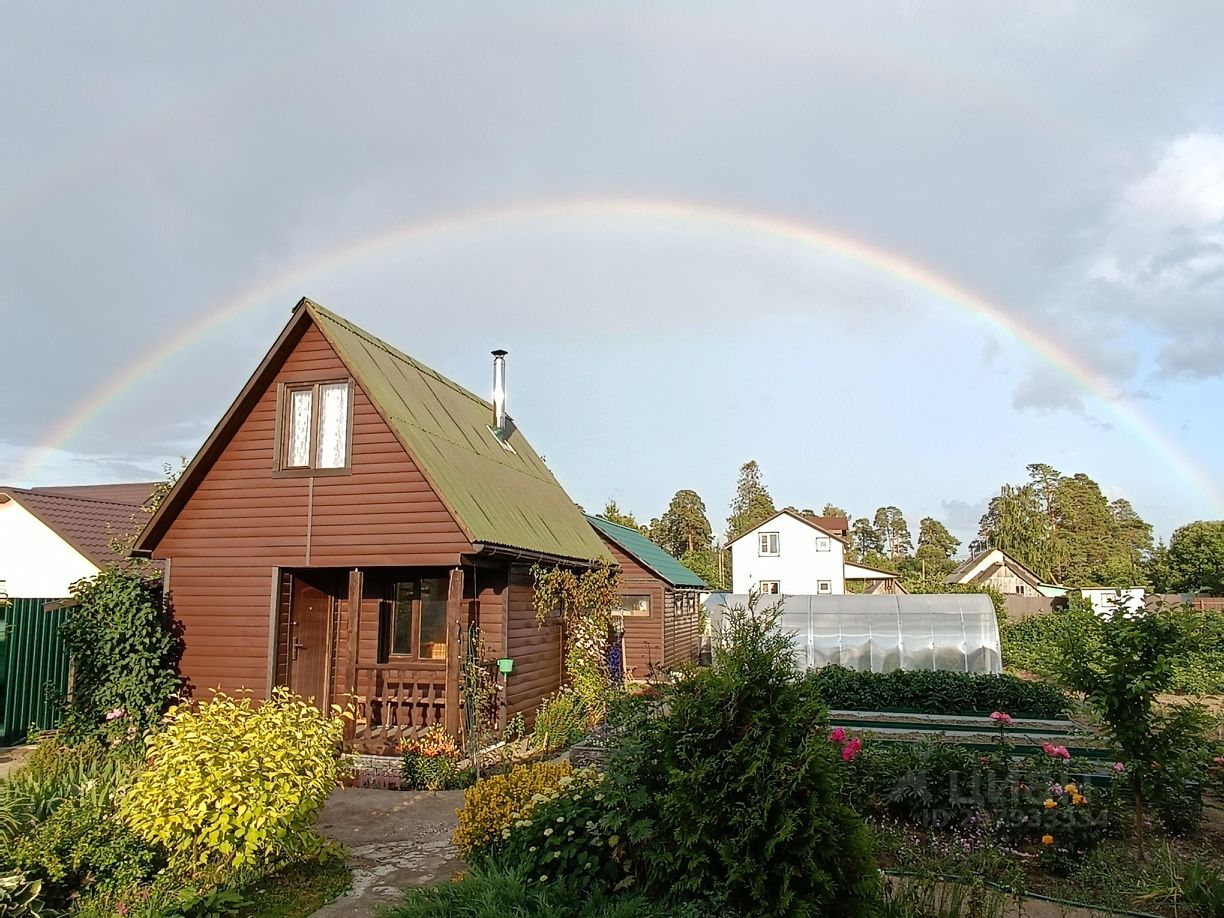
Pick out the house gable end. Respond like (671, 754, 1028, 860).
(146, 311, 470, 563)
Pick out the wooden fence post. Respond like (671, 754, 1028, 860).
(445, 567, 465, 738)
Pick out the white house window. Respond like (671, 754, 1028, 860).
(759, 581, 781, 594)
(280, 381, 351, 472)
(817, 580, 832, 593)
(816, 537, 831, 552)
(758, 532, 780, 556)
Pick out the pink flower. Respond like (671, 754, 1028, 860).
(1041, 742, 1071, 761)
(104, 708, 127, 722)
(116, 903, 128, 916)
(1213, 756, 1224, 767)
(829, 727, 847, 745)
(989, 712, 1013, 725)
(841, 737, 863, 762)
(1113, 762, 1126, 773)
(1049, 784, 1064, 797)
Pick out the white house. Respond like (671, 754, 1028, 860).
(729, 509, 852, 595)
(1081, 587, 1146, 617)
(0, 483, 154, 597)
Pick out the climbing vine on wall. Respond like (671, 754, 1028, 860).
(531, 559, 621, 723)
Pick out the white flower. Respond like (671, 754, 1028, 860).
(544, 828, 553, 836)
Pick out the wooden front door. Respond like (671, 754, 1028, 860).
(289, 577, 333, 710)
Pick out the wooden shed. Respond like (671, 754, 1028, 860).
(133, 298, 608, 753)
(586, 515, 707, 678)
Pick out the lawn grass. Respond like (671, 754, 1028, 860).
(238, 853, 351, 918)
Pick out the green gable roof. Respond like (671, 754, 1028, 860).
(306, 300, 609, 564)
(586, 515, 708, 588)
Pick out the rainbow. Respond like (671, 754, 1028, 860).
(13, 195, 1223, 511)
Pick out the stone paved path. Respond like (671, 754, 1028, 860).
(0, 745, 33, 780)
(310, 787, 465, 917)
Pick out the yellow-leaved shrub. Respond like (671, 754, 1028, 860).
(452, 761, 572, 858)
(120, 688, 345, 873)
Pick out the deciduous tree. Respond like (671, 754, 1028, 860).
(1163, 521, 1224, 595)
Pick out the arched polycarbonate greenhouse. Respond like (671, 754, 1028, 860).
(705, 593, 1002, 675)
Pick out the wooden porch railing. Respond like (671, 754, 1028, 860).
(350, 663, 447, 755)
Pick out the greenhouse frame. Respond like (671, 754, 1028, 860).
(705, 593, 1002, 675)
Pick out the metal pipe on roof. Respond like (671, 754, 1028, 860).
(491, 349, 508, 436)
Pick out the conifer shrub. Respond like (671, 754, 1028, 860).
(600, 596, 878, 917)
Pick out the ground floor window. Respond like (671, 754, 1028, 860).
(817, 580, 832, 593)
(615, 594, 652, 616)
(384, 576, 449, 660)
(759, 581, 781, 594)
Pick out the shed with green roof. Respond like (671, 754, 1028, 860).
(587, 514, 707, 677)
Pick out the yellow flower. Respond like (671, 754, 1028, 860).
(608, 835, 621, 847)
(1042, 835, 1054, 845)
(1064, 783, 1078, 795)
(1071, 793, 1085, 806)
(1043, 799, 1057, 809)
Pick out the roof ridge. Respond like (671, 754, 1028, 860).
(305, 301, 496, 412)
(5, 487, 145, 510)
(585, 513, 645, 535)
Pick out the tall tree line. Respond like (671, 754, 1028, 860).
(977, 462, 1154, 587)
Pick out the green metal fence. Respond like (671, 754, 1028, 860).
(1, 598, 71, 746)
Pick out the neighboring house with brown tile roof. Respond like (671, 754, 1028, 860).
(0, 484, 153, 597)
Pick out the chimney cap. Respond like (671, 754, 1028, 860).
(492, 349, 508, 357)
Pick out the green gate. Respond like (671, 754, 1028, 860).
(1, 598, 71, 746)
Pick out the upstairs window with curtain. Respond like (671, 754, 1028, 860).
(278, 380, 352, 472)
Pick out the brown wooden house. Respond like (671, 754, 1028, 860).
(133, 299, 608, 753)
(586, 515, 707, 678)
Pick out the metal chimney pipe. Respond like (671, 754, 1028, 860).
(491, 349, 508, 435)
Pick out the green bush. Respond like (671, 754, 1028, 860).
(6, 797, 161, 910)
(806, 666, 1069, 720)
(999, 603, 1100, 682)
(59, 567, 183, 746)
(845, 739, 989, 828)
(0, 737, 131, 850)
(120, 688, 344, 874)
(532, 689, 589, 751)
(600, 595, 878, 917)
(388, 863, 721, 918)
(495, 769, 621, 889)
(1001, 601, 1224, 696)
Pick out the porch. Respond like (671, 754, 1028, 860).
(274, 565, 489, 755)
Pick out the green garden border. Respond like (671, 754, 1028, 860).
(885, 870, 1165, 918)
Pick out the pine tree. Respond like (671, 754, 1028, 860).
(872, 506, 913, 560)
(726, 461, 776, 541)
(656, 489, 714, 557)
(821, 504, 848, 518)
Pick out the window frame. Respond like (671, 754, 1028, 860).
(613, 594, 652, 617)
(817, 580, 832, 594)
(815, 536, 831, 552)
(759, 581, 781, 594)
(758, 532, 780, 556)
(273, 378, 355, 476)
(383, 576, 450, 664)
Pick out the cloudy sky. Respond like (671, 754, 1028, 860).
(2, 2, 1222, 546)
